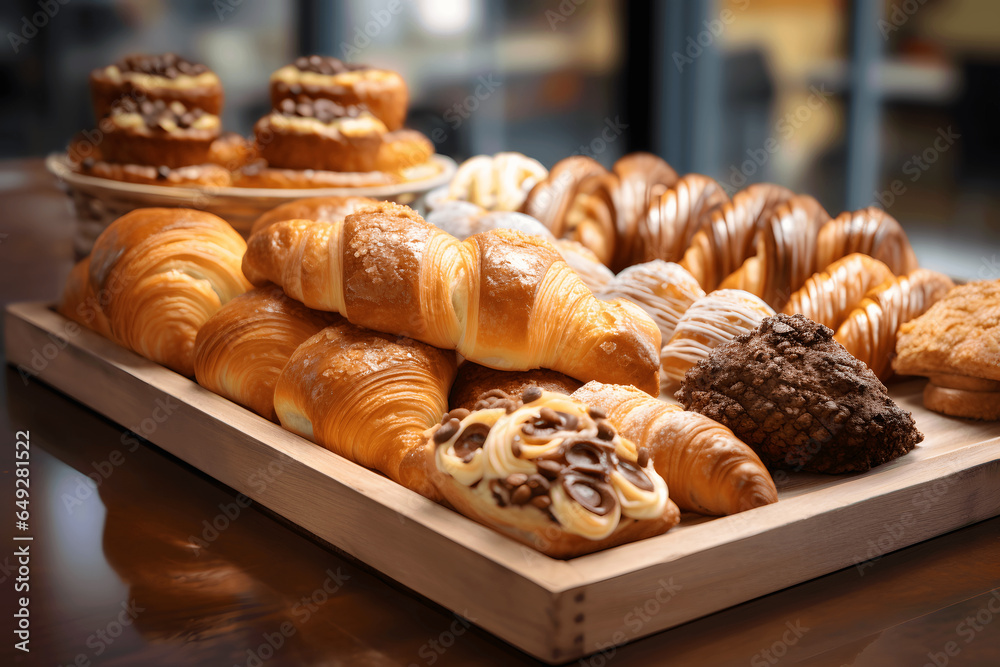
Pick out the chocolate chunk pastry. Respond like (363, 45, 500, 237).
(676, 313, 923, 473)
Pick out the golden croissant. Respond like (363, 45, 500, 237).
(274, 321, 457, 498)
(242, 202, 662, 395)
(572, 382, 777, 515)
(58, 257, 114, 340)
(193, 285, 339, 421)
(73, 208, 251, 375)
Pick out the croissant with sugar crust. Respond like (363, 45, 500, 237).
(782, 253, 894, 329)
(596, 260, 706, 344)
(719, 194, 832, 310)
(834, 269, 955, 380)
(193, 285, 339, 421)
(275, 322, 456, 499)
(635, 173, 729, 266)
(84, 208, 251, 376)
(429, 388, 679, 557)
(661, 289, 776, 385)
(680, 183, 796, 291)
(573, 382, 777, 515)
(242, 202, 662, 394)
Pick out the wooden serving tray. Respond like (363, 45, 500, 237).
(6, 301, 1000, 664)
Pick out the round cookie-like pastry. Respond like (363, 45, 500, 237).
(254, 97, 388, 173)
(893, 280, 1000, 420)
(90, 53, 223, 120)
(677, 313, 923, 473)
(270, 55, 409, 131)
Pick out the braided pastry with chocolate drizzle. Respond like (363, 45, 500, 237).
(562, 153, 679, 270)
(679, 183, 796, 291)
(520, 155, 607, 237)
(719, 194, 832, 310)
(815, 207, 920, 276)
(834, 269, 955, 380)
(635, 173, 729, 266)
(429, 387, 679, 558)
(782, 253, 894, 329)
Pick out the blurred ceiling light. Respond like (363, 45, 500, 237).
(415, 0, 477, 35)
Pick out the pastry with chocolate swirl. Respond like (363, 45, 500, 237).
(270, 55, 409, 131)
(429, 388, 680, 558)
(90, 52, 223, 120)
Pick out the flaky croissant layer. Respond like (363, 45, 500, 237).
(243, 202, 662, 395)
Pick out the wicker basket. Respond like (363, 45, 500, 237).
(46, 153, 456, 257)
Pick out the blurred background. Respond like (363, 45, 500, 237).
(0, 0, 997, 278)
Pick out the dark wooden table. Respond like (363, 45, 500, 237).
(1, 159, 998, 666)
